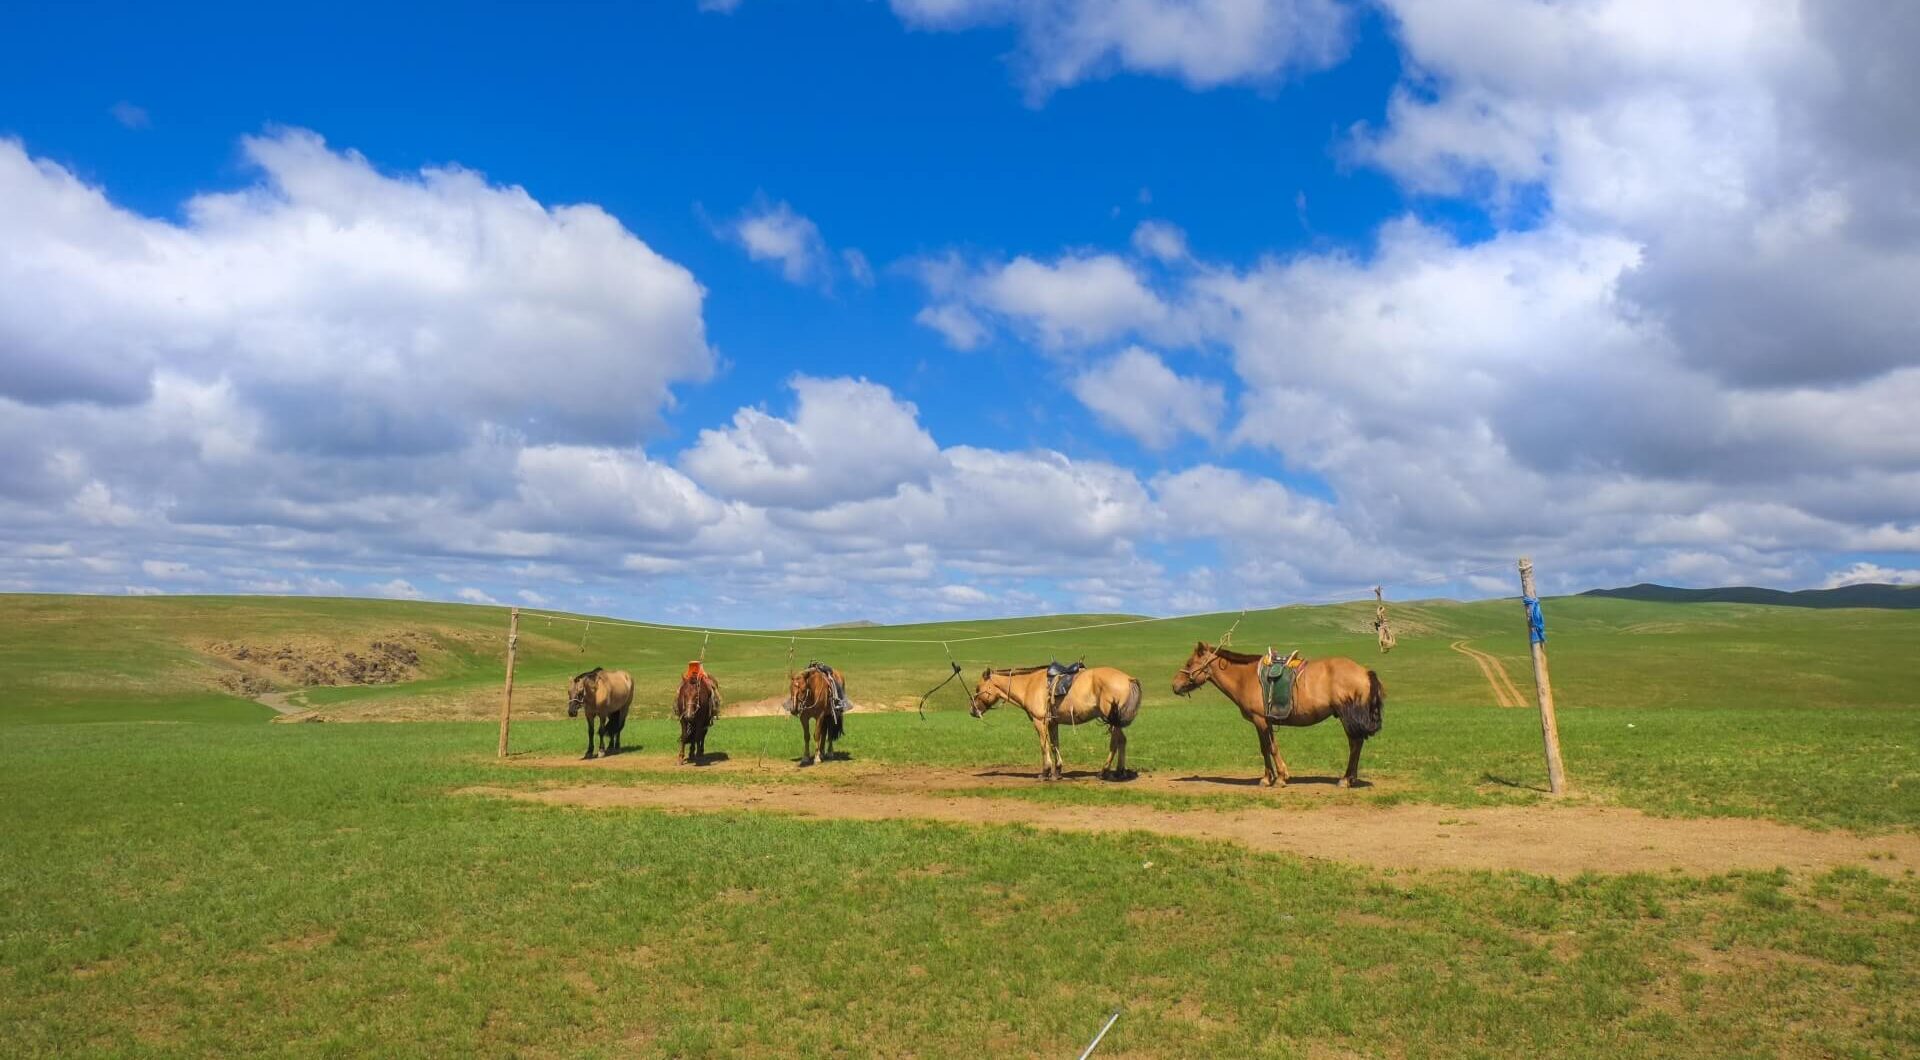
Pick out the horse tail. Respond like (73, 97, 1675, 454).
(1109, 678, 1143, 728)
(1342, 670, 1385, 738)
(825, 702, 844, 741)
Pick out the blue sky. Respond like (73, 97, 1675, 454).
(3, 1, 1918, 626)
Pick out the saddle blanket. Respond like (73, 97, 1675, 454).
(1259, 650, 1305, 720)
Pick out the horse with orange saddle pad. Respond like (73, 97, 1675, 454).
(674, 660, 721, 764)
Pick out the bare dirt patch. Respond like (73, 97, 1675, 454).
(204, 631, 433, 690)
(461, 766, 1920, 878)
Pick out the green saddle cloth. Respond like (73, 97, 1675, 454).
(1259, 655, 1304, 720)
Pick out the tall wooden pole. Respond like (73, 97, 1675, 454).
(497, 607, 519, 758)
(1517, 559, 1567, 795)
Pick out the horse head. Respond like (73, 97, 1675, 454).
(1172, 641, 1220, 697)
(567, 667, 603, 717)
(969, 669, 1005, 718)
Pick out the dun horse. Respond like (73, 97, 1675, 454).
(1171, 642, 1384, 787)
(970, 666, 1142, 781)
(567, 667, 634, 760)
(787, 663, 846, 767)
(674, 660, 721, 764)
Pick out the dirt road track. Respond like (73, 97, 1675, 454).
(464, 758, 1917, 878)
(1451, 640, 1527, 708)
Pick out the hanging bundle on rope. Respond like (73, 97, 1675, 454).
(1373, 586, 1396, 654)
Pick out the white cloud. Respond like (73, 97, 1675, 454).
(842, 248, 875, 287)
(913, 303, 989, 350)
(371, 579, 425, 601)
(140, 559, 200, 580)
(917, 252, 1177, 351)
(682, 376, 943, 509)
(729, 199, 832, 286)
(889, 0, 1354, 97)
(1070, 347, 1224, 449)
(0, 129, 712, 443)
(1131, 220, 1189, 262)
(517, 589, 552, 605)
(1823, 562, 1920, 589)
(456, 587, 502, 605)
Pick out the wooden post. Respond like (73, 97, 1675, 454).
(1517, 559, 1567, 795)
(497, 607, 519, 758)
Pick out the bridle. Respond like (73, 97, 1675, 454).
(1173, 645, 1225, 696)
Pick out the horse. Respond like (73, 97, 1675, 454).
(969, 665, 1142, 781)
(1171, 641, 1383, 787)
(787, 663, 846, 767)
(566, 667, 634, 760)
(674, 660, 721, 764)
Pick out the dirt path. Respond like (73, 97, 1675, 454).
(1451, 640, 1526, 708)
(256, 691, 309, 716)
(466, 759, 1918, 878)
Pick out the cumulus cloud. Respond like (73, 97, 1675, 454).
(1823, 562, 1920, 589)
(682, 377, 944, 509)
(372, 579, 425, 601)
(889, 0, 1354, 97)
(916, 251, 1180, 351)
(1070, 347, 1225, 449)
(728, 199, 832, 286)
(0, 130, 712, 441)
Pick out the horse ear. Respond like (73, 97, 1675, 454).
(1195, 640, 1208, 652)
(980, 668, 991, 680)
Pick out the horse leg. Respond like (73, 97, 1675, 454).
(1339, 732, 1363, 788)
(582, 714, 597, 760)
(800, 714, 815, 767)
(1030, 718, 1053, 781)
(1269, 727, 1292, 785)
(1115, 725, 1130, 779)
(1048, 720, 1064, 780)
(1251, 719, 1280, 786)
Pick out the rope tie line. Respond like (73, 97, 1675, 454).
(578, 620, 591, 654)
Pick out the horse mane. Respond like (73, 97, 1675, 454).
(1207, 645, 1265, 665)
(985, 665, 1048, 676)
(572, 666, 604, 682)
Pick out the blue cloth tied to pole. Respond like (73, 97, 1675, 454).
(1523, 595, 1546, 645)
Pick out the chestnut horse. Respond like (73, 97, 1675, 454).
(567, 667, 633, 760)
(787, 663, 847, 767)
(970, 666, 1142, 781)
(674, 661, 721, 764)
(1172, 642, 1383, 787)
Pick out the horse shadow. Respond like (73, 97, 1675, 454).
(687, 752, 730, 767)
(1171, 774, 1372, 789)
(973, 768, 1139, 783)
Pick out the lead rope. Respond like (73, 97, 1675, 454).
(915, 642, 965, 721)
(578, 620, 591, 654)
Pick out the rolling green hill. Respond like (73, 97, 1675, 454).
(6, 591, 1918, 726)
(1582, 580, 1920, 608)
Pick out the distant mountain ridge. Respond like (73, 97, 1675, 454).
(1581, 582, 1920, 609)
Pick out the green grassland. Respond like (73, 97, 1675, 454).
(3, 592, 1918, 1056)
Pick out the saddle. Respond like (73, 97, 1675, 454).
(804, 661, 849, 712)
(1044, 661, 1084, 718)
(1258, 649, 1306, 721)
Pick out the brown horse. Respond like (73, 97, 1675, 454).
(1171, 642, 1383, 787)
(787, 663, 847, 767)
(674, 660, 721, 764)
(567, 667, 634, 760)
(970, 666, 1142, 781)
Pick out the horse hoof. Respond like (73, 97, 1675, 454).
(1336, 777, 1352, 789)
